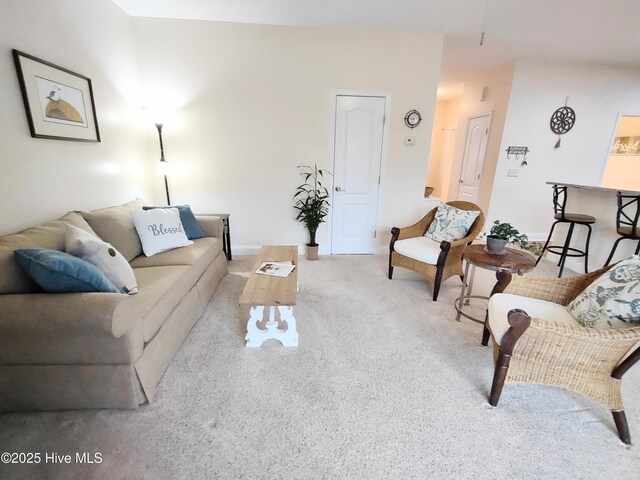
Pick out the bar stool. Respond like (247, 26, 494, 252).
(604, 192, 640, 266)
(536, 185, 596, 277)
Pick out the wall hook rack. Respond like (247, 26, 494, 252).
(505, 146, 529, 161)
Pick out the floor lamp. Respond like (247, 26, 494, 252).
(155, 123, 171, 205)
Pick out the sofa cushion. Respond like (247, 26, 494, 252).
(14, 248, 118, 294)
(425, 204, 480, 242)
(130, 237, 223, 269)
(79, 198, 146, 262)
(566, 255, 640, 328)
(393, 236, 442, 265)
(488, 293, 579, 345)
(143, 205, 206, 240)
(65, 225, 138, 295)
(129, 266, 194, 342)
(131, 208, 193, 256)
(0, 212, 97, 294)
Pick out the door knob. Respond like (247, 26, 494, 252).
(335, 186, 344, 192)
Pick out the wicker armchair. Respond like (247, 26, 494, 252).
(483, 267, 640, 444)
(388, 201, 484, 301)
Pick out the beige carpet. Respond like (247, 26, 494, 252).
(1, 254, 639, 479)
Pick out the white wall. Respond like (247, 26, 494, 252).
(427, 97, 461, 200)
(427, 101, 446, 196)
(488, 61, 640, 240)
(0, 0, 152, 235)
(132, 19, 443, 253)
(447, 63, 514, 213)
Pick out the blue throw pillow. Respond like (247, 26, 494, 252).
(14, 248, 118, 293)
(142, 205, 205, 240)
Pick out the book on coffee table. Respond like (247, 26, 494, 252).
(255, 261, 295, 277)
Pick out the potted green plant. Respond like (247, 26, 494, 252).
(293, 164, 332, 260)
(486, 220, 528, 255)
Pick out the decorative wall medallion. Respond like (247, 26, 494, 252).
(550, 98, 575, 149)
(404, 110, 422, 128)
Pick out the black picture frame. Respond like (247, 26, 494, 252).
(13, 49, 100, 142)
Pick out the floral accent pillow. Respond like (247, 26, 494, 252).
(567, 255, 640, 328)
(425, 204, 480, 242)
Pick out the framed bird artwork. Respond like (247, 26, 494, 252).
(13, 49, 100, 142)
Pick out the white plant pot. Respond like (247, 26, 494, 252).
(486, 236, 508, 255)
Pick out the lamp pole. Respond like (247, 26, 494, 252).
(155, 122, 171, 205)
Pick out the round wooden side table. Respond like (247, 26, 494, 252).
(454, 244, 536, 323)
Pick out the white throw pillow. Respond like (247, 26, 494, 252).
(65, 224, 138, 294)
(130, 208, 193, 257)
(425, 204, 480, 242)
(567, 255, 640, 328)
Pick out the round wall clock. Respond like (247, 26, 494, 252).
(404, 110, 422, 128)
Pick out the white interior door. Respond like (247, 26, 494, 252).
(331, 95, 386, 254)
(457, 113, 491, 203)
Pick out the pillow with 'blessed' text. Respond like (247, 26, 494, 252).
(142, 204, 205, 240)
(131, 208, 193, 257)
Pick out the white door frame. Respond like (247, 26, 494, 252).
(328, 90, 391, 254)
(456, 111, 492, 202)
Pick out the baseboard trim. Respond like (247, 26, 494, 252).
(232, 245, 323, 256)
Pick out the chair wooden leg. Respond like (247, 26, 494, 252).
(635, 239, 640, 256)
(613, 411, 632, 445)
(432, 274, 442, 301)
(481, 324, 491, 346)
(388, 264, 394, 279)
(489, 351, 511, 406)
(489, 310, 531, 406)
(482, 312, 491, 347)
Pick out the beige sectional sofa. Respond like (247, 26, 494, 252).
(0, 199, 228, 411)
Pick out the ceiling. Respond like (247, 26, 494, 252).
(112, 0, 640, 93)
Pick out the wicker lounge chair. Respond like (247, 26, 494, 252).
(388, 201, 484, 301)
(483, 267, 640, 444)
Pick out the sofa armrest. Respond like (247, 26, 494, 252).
(0, 292, 137, 338)
(195, 215, 224, 238)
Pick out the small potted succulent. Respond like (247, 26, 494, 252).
(486, 220, 528, 255)
(293, 164, 332, 260)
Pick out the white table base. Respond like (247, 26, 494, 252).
(245, 306, 298, 348)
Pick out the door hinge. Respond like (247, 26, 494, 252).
(374, 231, 377, 239)
(378, 176, 381, 185)
(383, 115, 386, 125)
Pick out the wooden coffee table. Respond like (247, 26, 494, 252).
(455, 244, 536, 323)
(239, 245, 298, 347)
